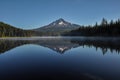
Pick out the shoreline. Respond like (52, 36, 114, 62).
(0, 36, 120, 40)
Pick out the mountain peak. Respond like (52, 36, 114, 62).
(57, 18, 65, 22)
(51, 18, 71, 26)
(34, 18, 80, 34)
(55, 18, 66, 23)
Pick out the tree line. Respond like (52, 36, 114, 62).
(1, 18, 120, 37)
(63, 18, 120, 37)
(0, 22, 34, 37)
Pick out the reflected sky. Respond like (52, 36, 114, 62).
(0, 37, 120, 80)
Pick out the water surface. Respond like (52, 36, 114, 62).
(0, 37, 120, 80)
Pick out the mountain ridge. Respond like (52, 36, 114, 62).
(34, 18, 80, 29)
(33, 18, 80, 36)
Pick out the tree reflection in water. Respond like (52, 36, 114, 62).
(0, 37, 120, 55)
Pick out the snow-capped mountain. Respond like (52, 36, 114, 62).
(45, 18, 73, 28)
(33, 18, 80, 36)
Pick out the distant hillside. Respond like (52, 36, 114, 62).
(1, 18, 120, 37)
(0, 22, 34, 37)
(33, 18, 80, 36)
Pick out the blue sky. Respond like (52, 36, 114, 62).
(0, 0, 120, 29)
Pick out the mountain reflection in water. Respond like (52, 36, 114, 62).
(0, 37, 120, 55)
(0, 37, 120, 80)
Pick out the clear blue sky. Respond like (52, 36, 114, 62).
(0, 0, 120, 29)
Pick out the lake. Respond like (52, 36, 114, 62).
(0, 37, 120, 80)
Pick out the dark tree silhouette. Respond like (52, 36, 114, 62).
(0, 22, 34, 37)
(63, 18, 120, 37)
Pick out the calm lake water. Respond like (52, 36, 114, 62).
(0, 37, 120, 80)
